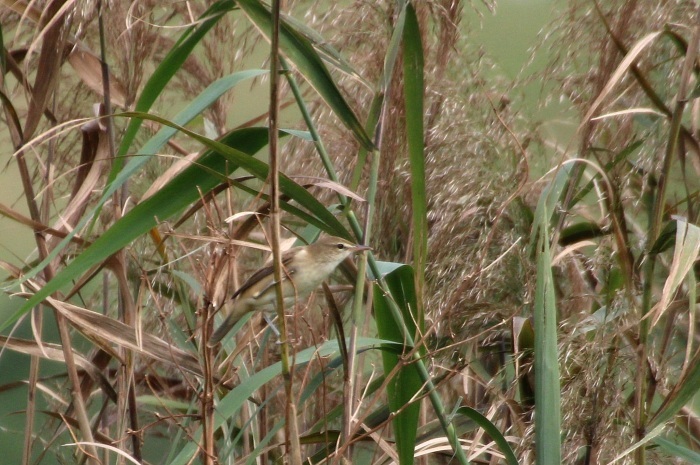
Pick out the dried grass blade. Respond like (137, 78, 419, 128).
(581, 31, 663, 127)
(236, 0, 374, 151)
(290, 178, 365, 202)
(0, 335, 117, 402)
(0, 0, 42, 22)
(0, 202, 87, 245)
(35, 295, 202, 377)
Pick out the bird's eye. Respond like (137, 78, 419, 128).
(336, 243, 345, 249)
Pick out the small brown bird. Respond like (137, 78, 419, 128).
(208, 235, 371, 346)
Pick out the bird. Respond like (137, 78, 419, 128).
(208, 235, 371, 346)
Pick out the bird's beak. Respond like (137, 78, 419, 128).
(352, 244, 372, 252)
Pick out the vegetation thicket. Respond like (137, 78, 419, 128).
(0, 1, 698, 464)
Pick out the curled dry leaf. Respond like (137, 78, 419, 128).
(581, 31, 663, 127)
(48, 120, 111, 250)
(651, 218, 700, 328)
(225, 211, 262, 223)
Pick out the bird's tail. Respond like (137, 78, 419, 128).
(208, 310, 243, 347)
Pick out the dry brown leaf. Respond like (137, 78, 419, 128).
(0, 0, 42, 22)
(68, 47, 128, 109)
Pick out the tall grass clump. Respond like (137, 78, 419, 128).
(529, 2, 700, 464)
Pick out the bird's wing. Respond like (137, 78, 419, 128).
(230, 252, 297, 301)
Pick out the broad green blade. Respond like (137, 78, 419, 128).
(403, 3, 427, 333)
(534, 203, 562, 464)
(169, 338, 394, 465)
(455, 407, 519, 465)
(528, 163, 572, 255)
(114, 112, 348, 236)
(374, 262, 422, 465)
(236, 0, 375, 151)
(113, 0, 236, 172)
(4, 127, 270, 330)
(653, 437, 700, 463)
